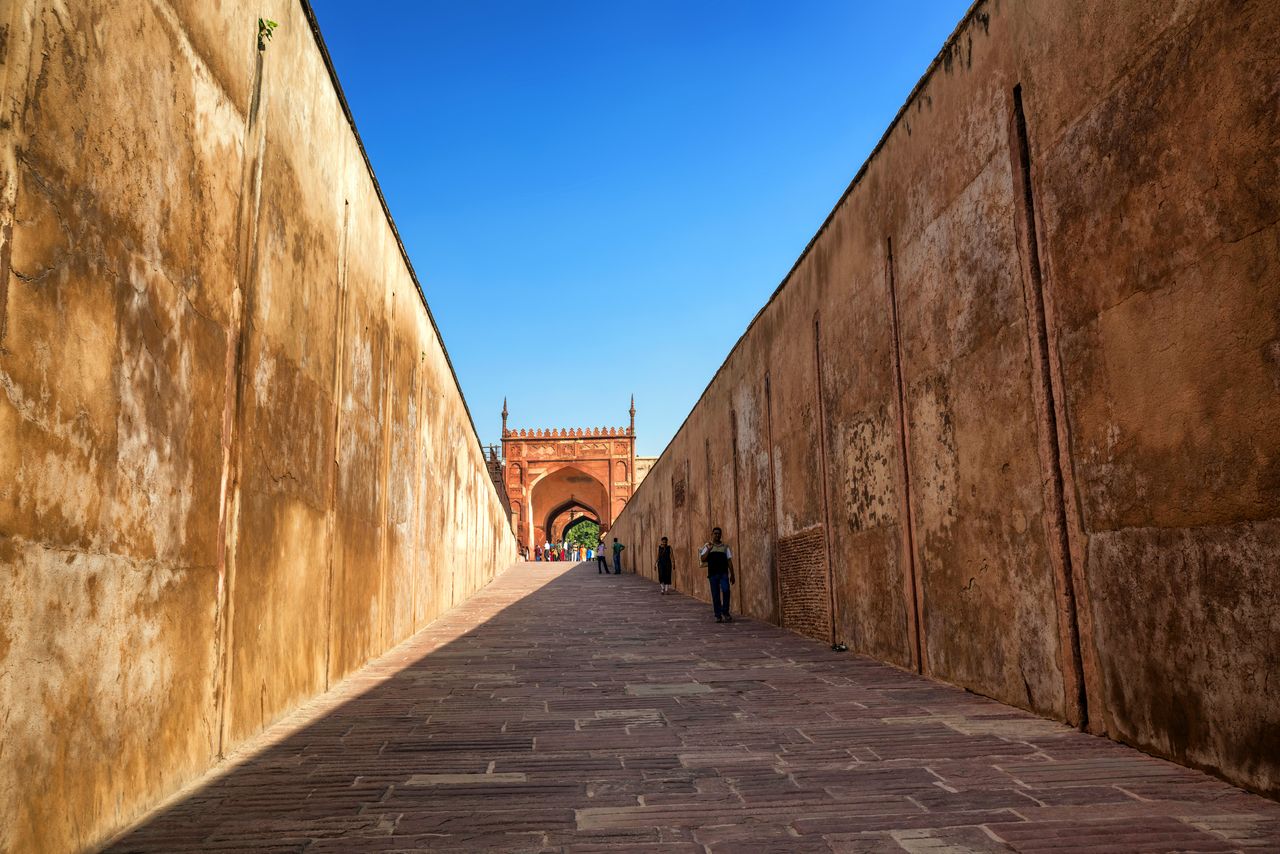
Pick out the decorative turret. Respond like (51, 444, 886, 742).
(629, 394, 636, 435)
(501, 397, 508, 434)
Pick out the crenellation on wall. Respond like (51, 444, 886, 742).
(611, 0, 1280, 799)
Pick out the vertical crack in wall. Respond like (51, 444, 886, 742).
(1010, 84, 1090, 730)
(813, 316, 839, 645)
(763, 372, 782, 625)
(408, 359, 425, 631)
(0, 216, 10, 353)
(0, 1, 39, 358)
(0, 97, 14, 351)
(730, 409, 744, 615)
(885, 237, 925, 673)
(684, 456, 692, 586)
(703, 436, 712, 524)
(323, 199, 351, 689)
(214, 43, 270, 757)
(378, 294, 397, 650)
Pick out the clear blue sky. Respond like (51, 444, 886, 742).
(309, 0, 971, 456)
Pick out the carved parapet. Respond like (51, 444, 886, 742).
(501, 424, 638, 441)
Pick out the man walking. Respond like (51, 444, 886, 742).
(611, 537, 625, 575)
(699, 527, 735, 623)
(596, 539, 610, 574)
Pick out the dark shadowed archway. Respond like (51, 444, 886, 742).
(526, 465, 609, 546)
(561, 515, 600, 544)
(543, 498, 600, 544)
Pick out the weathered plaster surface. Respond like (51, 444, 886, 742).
(0, 2, 515, 852)
(611, 0, 1280, 799)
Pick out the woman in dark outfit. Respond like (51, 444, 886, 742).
(656, 537, 674, 594)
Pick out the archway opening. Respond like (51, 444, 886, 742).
(544, 499, 600, 544)
(528, 464, 609, 548)
(552, 511, 601, 552)
(561, 515, 600, 546)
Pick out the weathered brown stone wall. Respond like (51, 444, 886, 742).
(0, 2, 516, 852)
(611, 0, 1280, 798)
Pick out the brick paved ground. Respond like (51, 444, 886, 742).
(109, 562, 1280, 853)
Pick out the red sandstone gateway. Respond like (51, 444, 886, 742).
(494, 397, 656, 553)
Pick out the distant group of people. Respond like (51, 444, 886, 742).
(523, 526, 736, 623)
(524, 537, 628, 571)
(532, 540, 595, 562)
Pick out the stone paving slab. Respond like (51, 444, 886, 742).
(106, 562, 1280, 852)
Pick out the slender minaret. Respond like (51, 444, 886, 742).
(628, 395, 637, 495)
(501, 397, 508, 434)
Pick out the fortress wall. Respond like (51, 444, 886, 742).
(0, 2, 516, 851)
(611, 0, 1280, 797)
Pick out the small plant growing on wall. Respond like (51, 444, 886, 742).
(258, 18, 278, 51)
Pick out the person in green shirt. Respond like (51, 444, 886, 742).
(611, 537, 625, 575)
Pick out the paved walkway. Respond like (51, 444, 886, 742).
(110, 562, 1280, 853)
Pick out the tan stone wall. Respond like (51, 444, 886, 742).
(634, 456, 658, 487)
(0, 2, 516, 852)
(610, 0, 1280, 798)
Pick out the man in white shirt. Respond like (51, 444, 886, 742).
(699, 527, 736, 623)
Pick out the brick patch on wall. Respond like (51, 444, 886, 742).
(777, 526, 831, 642)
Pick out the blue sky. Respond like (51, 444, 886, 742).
(309, 0, 971, 456)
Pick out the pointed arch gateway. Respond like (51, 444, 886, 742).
(560, 514, 600, 543)
(542, 498, 601, 544)
(526, 464, 609, 547)
(498, 403, 643, 552)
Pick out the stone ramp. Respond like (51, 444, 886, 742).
(107, 562, 1280, 852)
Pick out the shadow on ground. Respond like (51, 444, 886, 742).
(105, 562, 1280, 853)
